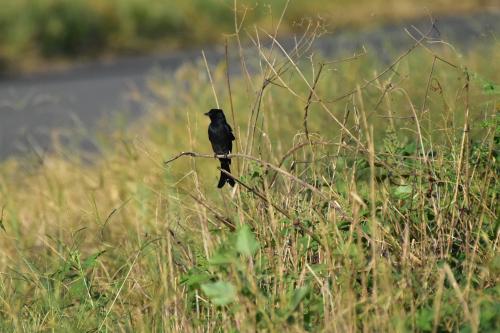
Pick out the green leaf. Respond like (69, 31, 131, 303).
(68, 278, 88, 299)
(289, 285, 310, 312)
(209, 252, 237, 266)
(236, 225, 260, 257)
(180, 272, 211, 287)
(82, 250, 106, 270)
(415, 307, 433, 331)
(394, 185, 412, 199)
(482, 82, 500, 95)
(201, 281, 236, 306)
(401, 142, 417, 156)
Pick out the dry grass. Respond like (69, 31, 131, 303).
(0, 13, 499, 332)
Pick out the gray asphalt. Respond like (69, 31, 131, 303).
(0, 11, 498, 161)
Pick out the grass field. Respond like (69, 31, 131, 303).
(0, 12, 499, 332)
(0, 0, 497, 72)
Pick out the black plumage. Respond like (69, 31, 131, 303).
(205, 108, 236, 188)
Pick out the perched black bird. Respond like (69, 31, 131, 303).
(205, 108, 236, 188)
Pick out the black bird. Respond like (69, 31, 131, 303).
(205, 108, 236, 188)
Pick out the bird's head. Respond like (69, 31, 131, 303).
(204, 108, 225, 121)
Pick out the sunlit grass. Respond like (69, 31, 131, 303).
(0, 26, 499, 331)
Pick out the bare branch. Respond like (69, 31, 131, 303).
(219, 168, 291, 219)
(164, 150, 349, 219)
(164, 151, 327, 199)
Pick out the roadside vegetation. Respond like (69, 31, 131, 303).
(0, 8, 499, 332)
(0, 0, 496, 73)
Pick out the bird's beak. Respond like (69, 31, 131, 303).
(204, 112, 209, 116)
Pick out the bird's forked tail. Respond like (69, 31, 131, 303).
(218, 158, 235, 188)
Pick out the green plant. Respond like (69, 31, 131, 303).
(0, 11, 498, 331)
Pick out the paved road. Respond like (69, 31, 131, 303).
(0, 11, 498, 160)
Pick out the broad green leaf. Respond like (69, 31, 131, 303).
(401, 142, 417, 155)
(201, 281, 236, 306)
(289, 285, 310, 312)
(394, 185, 412, 199)
(415, 307, 433, 331)
(236, 225, 260, 257)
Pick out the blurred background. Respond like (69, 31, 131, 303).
(0, 0, 498, 160)
(0, 0, 498, 73)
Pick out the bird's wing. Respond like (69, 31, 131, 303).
(226, 123, 235, 141)
(208, 126, 215, 142)
(208, 125, 220, 151)
(219, 123, 233, 153)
